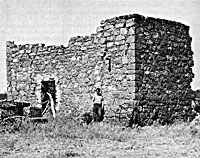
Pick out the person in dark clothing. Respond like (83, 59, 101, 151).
(128, 104, 140, 128)
(140, 109, 148, 127)
(151, 107, 159, 123)
(92, 88, 104, 122)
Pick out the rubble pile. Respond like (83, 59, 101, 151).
(0, 100, 30, 120)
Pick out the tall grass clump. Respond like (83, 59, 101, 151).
(1, 114, 136, 142)
(1, 113, 200, 145)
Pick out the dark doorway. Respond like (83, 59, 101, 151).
(41, 80, 56, 111)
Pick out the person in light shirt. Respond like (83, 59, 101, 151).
(92, 88, 104, 122)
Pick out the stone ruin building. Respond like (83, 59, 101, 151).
(6, 14, 194, 124)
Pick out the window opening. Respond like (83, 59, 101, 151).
(106, 57, 111, 72)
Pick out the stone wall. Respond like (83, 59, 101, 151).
(6, 14, 194, 124)
(135, 16, 194, 124)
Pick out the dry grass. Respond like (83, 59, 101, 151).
(0, 115, 200, 158)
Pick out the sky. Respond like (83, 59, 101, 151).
(0, 0, 200, 93)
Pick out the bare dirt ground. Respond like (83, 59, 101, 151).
(0, 119, 200, 158)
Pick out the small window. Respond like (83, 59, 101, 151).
(106, 57, 111, 72)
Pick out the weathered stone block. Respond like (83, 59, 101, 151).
(99, 37, 107, 44)
(115, 22, 124, 28)
(120, 28, 128, 35)
(13, 58, 19, 63)
(126, 36, 135, 43)
(126, 19, 135, 27)
(126, 49, 135, 57)
(116, 35, 125, 41)
(128, 27, 135, 35)
(104, 24, 114, 31)
(113, 29, 120, 35)
(122, 56, 128, 64)
(129, 43, 135, 50)
(96, 26, 103, 33)
(107, 42, 114, 48)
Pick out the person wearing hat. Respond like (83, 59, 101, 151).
(92, 88, 104, 122)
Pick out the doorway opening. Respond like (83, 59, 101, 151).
(41, 80, 56, 111)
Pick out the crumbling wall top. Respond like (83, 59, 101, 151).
(100, 13, 189, 32)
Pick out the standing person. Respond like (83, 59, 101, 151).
(140, 108, 147, 127)
(128, 101, 140, 128)
(151, 107, 159, 124)
(128, 106, 140, 128)
(92, 88, 104, 122)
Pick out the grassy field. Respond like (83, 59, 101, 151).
(0, 115, 200, 158)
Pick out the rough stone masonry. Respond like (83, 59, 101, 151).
(6, 14, 194, 125)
